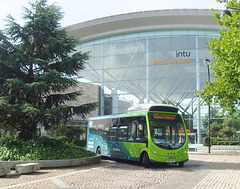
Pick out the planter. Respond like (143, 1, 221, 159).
(0, 155, 101, 169)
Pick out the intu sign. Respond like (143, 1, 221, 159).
(153, 51, 191, 66)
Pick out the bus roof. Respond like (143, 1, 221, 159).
(88, 104, 179, 121)
(89, 110, 146, 121)
(127, 104, 179, 113)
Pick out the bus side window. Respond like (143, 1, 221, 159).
(136, 117, 148, 142)
(128, 119, 136, 142)
(118, 118, 128, 142)
(110, 118, 118, 141)
(118, 126, 127, 142)
(89, 121, 98, 135)
(98, 119, 111, 141)
(136, 123, 144, 142)
(110, 125, 117, 141)
(103, 118, 111, 141)
(98, 124, 104, 138)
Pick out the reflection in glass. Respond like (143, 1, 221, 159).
(79, 30, 219, 131)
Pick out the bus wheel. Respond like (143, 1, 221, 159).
(96, 147, 101, 156)
(142, 152, 150, 168)
(179, 162, 184, 167)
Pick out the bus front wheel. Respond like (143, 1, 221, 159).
(179, 162, 184, 167)
(96, 147, 101, 156)
(142, 152, 150, 168)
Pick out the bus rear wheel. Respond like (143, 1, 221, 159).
(142, 152, 150, 168)
(96, 147, 101, 156)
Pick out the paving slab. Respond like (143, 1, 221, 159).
(0, 154, 239, 189)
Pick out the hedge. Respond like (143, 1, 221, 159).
(203, 137, 240, 146)
(0, 136, 95, 161)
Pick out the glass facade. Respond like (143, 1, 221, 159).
(76, 29, 219, 139)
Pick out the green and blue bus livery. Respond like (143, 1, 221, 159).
(86, 104, 188, 168)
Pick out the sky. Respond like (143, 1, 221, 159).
(0, 0, 226, 30)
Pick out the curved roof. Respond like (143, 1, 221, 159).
(66, 9, 221, 42)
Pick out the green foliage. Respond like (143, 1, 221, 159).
(203, 137, 240, 146)
(217, 0, 230, 3)
(201, 107, 224, 128)
(219, 125, 236, 137)
(197, 0, 240, 119)
(48, 123, 68, 136)
(48, 123, 85, 141)
(0, 136, 95, 161)
(65, 127, 84, 139)
(209, 122, 222, 137)
(230, 119, 240, 131)
(0, 0, 97, 138)
(206, 121, 236, 137)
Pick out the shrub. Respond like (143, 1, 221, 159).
(0, 136, 95, 161)
(203, 137, 240, 146)
(205, 121, 236, 138)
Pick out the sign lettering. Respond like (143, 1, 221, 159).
(153, 113, 176, 120)
(153, 51, 191, 66)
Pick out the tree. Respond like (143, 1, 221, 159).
(0, 0, 97, 139)
(206, 121, 236, 137)
(219, 124, 236, 137)
(208, 122, 222, 137)
(202, 107, 224, 128)
(198, 0, 240, 119)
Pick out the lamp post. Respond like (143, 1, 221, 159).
(203, 58, 211, 154)
(223, 6, 240, 17)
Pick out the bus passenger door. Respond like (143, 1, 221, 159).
(136, 120, 148, 148)
(127, 117, 148, 161)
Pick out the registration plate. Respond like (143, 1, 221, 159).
(166, 160, 175, 163)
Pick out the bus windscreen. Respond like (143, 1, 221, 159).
(148, 113, 186, 150)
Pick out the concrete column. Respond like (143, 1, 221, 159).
(146, 38, 150, 103)
(100, 43, 105, 116)
(196, 36, 202, 144)
(111, 89, 118, 114)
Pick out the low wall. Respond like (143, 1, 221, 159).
(196, 145, 240, 155)
(0, 155, 101, 169)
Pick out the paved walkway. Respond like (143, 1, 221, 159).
(0, 154, 239, 189)
(153, 154, 240, 189)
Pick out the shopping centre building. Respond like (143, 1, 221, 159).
(66, 9, 221, 144)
